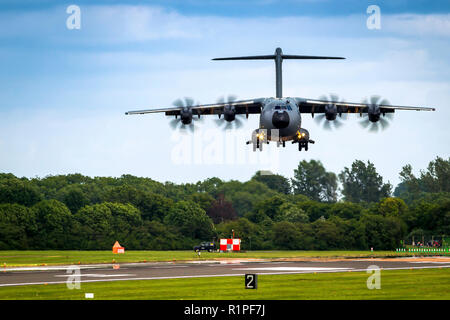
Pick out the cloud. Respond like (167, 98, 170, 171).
(384, 14, 450, 37)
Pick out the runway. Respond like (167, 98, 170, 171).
(1, 257, 449, 287)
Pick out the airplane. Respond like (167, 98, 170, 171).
(125, 47, 435, 151)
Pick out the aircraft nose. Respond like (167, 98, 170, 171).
(272, 111, 290, 129)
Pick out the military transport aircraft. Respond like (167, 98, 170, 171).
(125, 48, 435, 151)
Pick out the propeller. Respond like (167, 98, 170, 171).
(314, 93, 347, 130)
(169, 97, 202, 133)
(214, 95, 245, 130)
(359, 95, 393, 133)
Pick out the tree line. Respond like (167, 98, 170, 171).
(0, 157, 448, 251)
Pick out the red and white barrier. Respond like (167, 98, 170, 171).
(220, 238, 241, 251)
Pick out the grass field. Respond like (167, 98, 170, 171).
(0, 268, 448, 300)
(0, 250, 421, 267)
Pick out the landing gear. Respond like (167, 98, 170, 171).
(298, 142, 308, 151)
(297, 140, 314, 151)
(293, 128, 314, 152)
(246, 128, 314, 151)
(246, 129, 268, 151)
(276, 140, 286, 148)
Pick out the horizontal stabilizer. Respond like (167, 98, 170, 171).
(213, 55, 345, 61)
(282, 55, 345, 60)
(212, 55, 275, 60)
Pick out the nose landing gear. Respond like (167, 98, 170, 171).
(292, 128, 315, 152)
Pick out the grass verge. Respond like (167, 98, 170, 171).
(0, 268, 448, 300)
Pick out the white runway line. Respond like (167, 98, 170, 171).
(149, 266, 188, 269)
(232, 267, 353, 271)
(408, 261, 450, 264)
(1, 261, 180, 272)
(54, 274, 136, 278)
(2, 266, 103, 272)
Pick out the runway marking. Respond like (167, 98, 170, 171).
(2, 266, 103, 272)
(407, 261, 450, 264)
(232, 267, 353, 271)
(54, 274, 136, 278)
(149, 266, 188, 269)
(0, 265, 448, 287)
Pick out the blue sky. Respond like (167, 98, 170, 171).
(0, 0, 449, 188)
(2, 1, 450, 15)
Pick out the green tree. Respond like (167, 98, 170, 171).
(328, 202, 363, 220)
(251, 171, 291, 194)
(31, 199, 73, 249)
(420, 157, 450, 193)
(0, 203, 36, 249)
(164, 201, 215, 240)
(189, 192, 215, 212)
(216, 180, 277, 217)
(296, 201, 331, 222)
(377, 197, 408, 218)
(74, 203, 114, 249)
(339, 160, 392, 203)
(253, 195, 286, 222)
(291, 160, 337, 202)
(0, 177, 41, 206)
(360, 213, 406, 250)
(105, 184, 140, 204)
(57, 185, 90, 213)
(311, 219, 342, 250)
(196, 177, 224, 197)
(280, 202, 309, 223)
(395, 164, 420, 197)
(136, 193, 173, 222)
(272, 221, 303, 249)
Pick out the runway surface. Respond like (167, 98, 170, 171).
(1, 257, 449, 287)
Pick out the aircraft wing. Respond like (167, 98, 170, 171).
(294, 97, 436, 114)
(125, 98, 265, 116)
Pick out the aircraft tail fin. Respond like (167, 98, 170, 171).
(212, 48, 345, 98)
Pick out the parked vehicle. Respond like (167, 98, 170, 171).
(194, 242, 216, 252)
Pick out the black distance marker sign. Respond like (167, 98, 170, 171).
(245, 274, 258, 289)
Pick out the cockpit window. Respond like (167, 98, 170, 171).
(275, 106, 281, 110)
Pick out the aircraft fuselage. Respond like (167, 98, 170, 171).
(259, 98, 302, 141)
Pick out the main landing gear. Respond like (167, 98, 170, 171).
(246, 129, 269, 151)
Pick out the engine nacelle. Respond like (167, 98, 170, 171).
(325, 104, 337, 121)
(180, 107, 193, 124)
(223, 105, 236, 122)
(368, 104, 381, 122)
